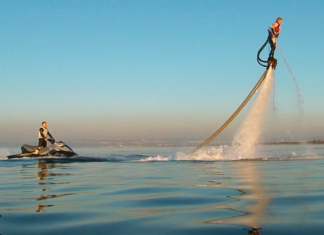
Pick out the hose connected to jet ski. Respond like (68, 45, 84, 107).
(190, 69, 269, 154)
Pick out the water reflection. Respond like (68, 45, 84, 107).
(35, 161, 72, 213)
(37, 161, 49, 180)
(36, 193, 74, 202)
(244, 227, 261, 235)
(230, 163, 271, 228)
(204, 162, 271, 233)
(0, 213, 2, 235)
(36, 204, 54, 213)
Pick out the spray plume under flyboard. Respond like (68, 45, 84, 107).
(190, 68, 273, 155)
(232, 69, 274, 158)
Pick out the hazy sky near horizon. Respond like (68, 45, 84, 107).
(1, 0, 324, 145)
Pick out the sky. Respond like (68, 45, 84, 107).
(1, 0, 324, 146)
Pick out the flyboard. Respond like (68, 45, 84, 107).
(190, 43, 277, 154)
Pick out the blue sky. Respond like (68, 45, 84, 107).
(1, 0, 324, 145)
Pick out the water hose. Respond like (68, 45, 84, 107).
(190, 69, 270, 154)
(257, 36, 270, 67)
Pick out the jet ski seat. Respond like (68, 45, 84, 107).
(21, 144, 38, 153)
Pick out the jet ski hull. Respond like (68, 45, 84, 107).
(7, 141, 77, 159)
(7, 152, 77, 159)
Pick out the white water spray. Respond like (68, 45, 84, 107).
(0, 148, 10, 159)
(232, 69, 274, 158)
(277, 45, 304, 112)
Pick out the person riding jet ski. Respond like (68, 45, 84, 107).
(34, 121, 55, 154)
(6, 122, 77, 159)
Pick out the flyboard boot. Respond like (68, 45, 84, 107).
(268, 50, 277, 70)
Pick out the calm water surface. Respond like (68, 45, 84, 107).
(1, 144, 324, 235)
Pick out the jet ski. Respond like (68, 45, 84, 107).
(7, 140, 77, 159)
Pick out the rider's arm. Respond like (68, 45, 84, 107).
(48, 131, 54, 139)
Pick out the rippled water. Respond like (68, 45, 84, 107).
(1, 144, 324, 235)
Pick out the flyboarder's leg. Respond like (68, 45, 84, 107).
(268, 32, 276, 60)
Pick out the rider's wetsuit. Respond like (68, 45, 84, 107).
(37, 127, 54, 150)
(268, 21, 281, 59)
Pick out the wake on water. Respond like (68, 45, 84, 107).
(0, 148, 321, 162)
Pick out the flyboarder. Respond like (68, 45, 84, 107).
(257, 17, 283, 69)
(268, 17, 283, 60)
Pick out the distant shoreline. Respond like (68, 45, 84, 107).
(2, 140, 324, 149)
(260, 140, 324, 145)
(89, 139, 324, 148)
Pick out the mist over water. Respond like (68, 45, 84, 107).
(232, 69, 274, 158)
